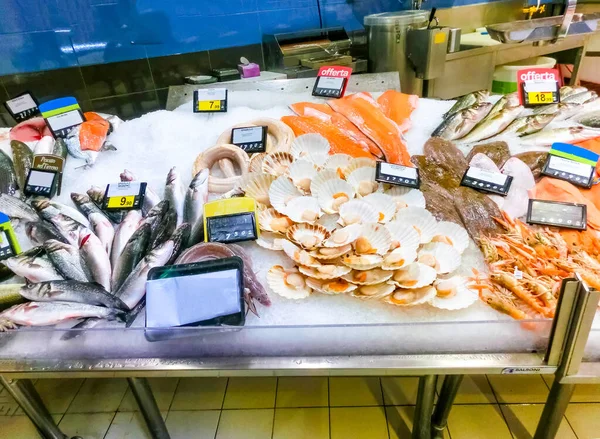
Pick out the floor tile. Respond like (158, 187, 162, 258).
(487, 375, 549, 404)
(67, 378, 128, 413)
(501, 404, 576, 439)
(105, 411, 167, 439)
(276, 377, 328, 408)
(216, 409, 274, 439)
(448, 404, 513, 439)
(119, 378, 178, 412)
(381, 377, 420, 406)
(272, 407, 329, 439)
(386, 406, 450, 439)
(543, 375, 600, 403)
(437, 375, 496, 404)
(330, 407, 389, 439)
(566, 403, 600, 439)
(35, 378, 84, 414)
(165, 410, 220, 439)
(0, 415, 43, 439)
(59, 412, 114, 439)
(222, 377, 277, 409)
(330, 377, 383, 407)
(170, 377, 227, 411)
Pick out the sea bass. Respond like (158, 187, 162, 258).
(71, 193, 114, 254)
(432, 102, 492, 140)
(26, 221, 67, 245)
(0, 150, 18, 197)
(0, 194, 39, 223)
(111, 223, 151, 292)
(19, 280, 126, 309)
(167, 223, 191, 265)
(520, 126, 600, 146)
(443, 90, 489, 119)
(79, 231, 112, 292)
(32, 199, 90, 229)
(111, 209, 143, 267)
(164, 167, 187, 228)
(458, 105, 523, 143)
(10, 140, 33, 193)
(185, 169, 210, 245)
(560, 86, 587, 100)
(2, 250, 64, 283)
(502, 113, 556, 136)
(44, 213, 90, 246)
(44, 239, 93, 283)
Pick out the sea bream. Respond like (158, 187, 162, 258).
(432, 102, 492, 140)
(19, 280, 127, 309)
(458, 105, 523, 143)
(185, 168, 210, 245)
(502, 113, 556, 136)
(520, 126, 600, 146)
(443, 90, 489, 119)
(164, 167, 186, 227)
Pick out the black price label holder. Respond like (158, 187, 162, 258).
(231, 126, 268, 153)
(39, 97, 85, 138)
(526, 199, 587, 230)
(23, 168, 58, 198)
(4, 92, 40, 122)
(32, 154, 66, 196)
(193, 88, 228, 113)
(312, 66, 352, 99)
(102, 182, 147, 210)
(460, 166, 513, 196)
(206, 212, 258, 244)
(375, 162, 420, 188)
(542, 155, 595, 188)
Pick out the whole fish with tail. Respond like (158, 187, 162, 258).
(184, 169, 209, 245)
(2, 249, 64, 283)
(19, 280, 127, 309)
(486, 92, 519, 120)
(71, 193, 114, 254)
(32, 199, 90, 228)
(502, 113, 556, 136)
(111, 223, 152, 292)
(87, 186, 126, 224)
(120, 169, 161, 213)
(458, 105, 523, 143)
(79, 230, 112, 291)
(10, 140, 33, 193)
(520, 126, 600, 146)
(432, 102, 492, 140)
(26, 221, 68, 245)
(111, 209, 143, 267)
(164, 167, 186, 227)
(560, 86, 587, 100)
(44, 239, 93, 282)
(443, 90, 489, 119)
(0, 150, 18, 196)
(44, 213, 90, 246)
(563, 90, 597, 104)
(0, 194, 39, 223)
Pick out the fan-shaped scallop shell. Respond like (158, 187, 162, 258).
(342, 268, 393, 285)
(286, 223, 330, 250)
(262, 151, 294, 177)
(317, 178, 355, 214)
(394, 207, 438, 243)
(243, 173, 277, 206)
(249, 153, 266, 173)
(381, 247, 418, 271)
(362, 192, 397, 223)
(384, 186, 426, 209)
(323, 224, 363, 247)
(309, 244, 352, 260)
(385, 221, 421, 252)
(258, 208, 294, 234)
(256, 231, 285, 251)
(351, 283, 395, 300)
(287, 159, 318, 194)
(298, 263, 351, 280)
(346, 166, 381, 197)
(391, 263, 437, 289)
(291, 134, 330, 166)
(310, 169, 338, 197)
(341, 253, 383, 271)
(431, 221, 469, 254)
(338, 199, 379, 226)
(324, 154, 352, 178)
(305, 277, 357, 295)
(267, 265, 312, 299)
(269, 176, 302, 214)
(316, 213, 341, 232)
(281, 240, 321, 267)
(418, 242, 461, 274)
(353, 223, 392, 255)
(285, 196, 322, 224)
(346, 157, 377, 174)
(431, 276, 478, 310)
(385, 286, 436, 307)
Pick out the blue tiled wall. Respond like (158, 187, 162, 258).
(0, 0, 510, 76)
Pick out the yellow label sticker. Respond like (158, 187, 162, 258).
(107, 195, 135, 209)
(197, 100, 221, 111)
(527, 91, 554, 105)
(434, 32, 446, 44)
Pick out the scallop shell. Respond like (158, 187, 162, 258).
(291, 134, 330, 166)
(243, 173, 277, 206)
(353, 223, 392, 255)
(338, 200, 379, 226)
(267, 265, 312, 299)
(256, 231, 285, 251)
(346, 166, 381, 197)
(385, 286, 437, 306)
(418, 242, 461, 274)
(351, 283, 395, 300)
(281, 240, 321, 267)
(431, 276, 478, 310)
(391, 263, 437, 289)
(309, 244, 352, 260)
(298, 263, 351, 279)
(431, 221, 469, 254)
(394, 207, 438, 243)
(305, 277, 357, 295)
(262, 151, 294, 177)
(285, 196, 322, 224)
(317, 178, 355, 214)
(385, 221, 421, 252)
(249, 153, 266, 173)
(316, 213, 341, 232)
(287, 159, 318, 194)
(341, 253, 383, 270)
(269, 176, 302, 214)
(385, 186, 426, 209)
(258, 208, 294, 234)
(310, 168, 338, 197)
(286, 223, 330, 250)
(381, 247, 418, 271)
(362, 192, 397, 223)
(323, 224, 363, 247)
(346, 157, 377, 174)
(342, 268, 393, 285)
(324, 154, 352, 178)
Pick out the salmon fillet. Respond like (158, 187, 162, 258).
(377, 90, 418, 133)
(80, 112, 110, 152)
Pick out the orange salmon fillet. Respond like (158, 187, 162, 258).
(80, 112, 110, 152)
(377, 90, 418, 133)
(281, 115, 376, 159)
(289, 102, 335, 116)
(328, 92, 411, 166)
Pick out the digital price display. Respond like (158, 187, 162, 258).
(527, 199, 587, 230)
(4, 92, 39, 122)
(312, 66, 352, 99)
(375, 162, 420, 188)
(193, 88, 228, 113)
(23, 169, 58, 198)
(460, 166, 513, 196)
(203, 197, 259, 244)
(39, 97, 85, 138)
(102, 182, 147, 210)
(542, 155, 595, 188)
(231, 126, 267, 153)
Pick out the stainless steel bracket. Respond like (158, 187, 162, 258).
(554, 0, 577, 42)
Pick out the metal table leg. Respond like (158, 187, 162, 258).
(431, 375, 463, 439)
(533, 380, 575, 439)
(412, 375, 438, 439)
(127, 377, 170, 439)
(0, 376, 66, 439)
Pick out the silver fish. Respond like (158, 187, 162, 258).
(0, 150, 18, 197)
(0, 301, 126, 329)
(52, 138, 68, 159)
(520, 126, 600, 146)
(44, 239, 93, 283)
(0, 194, 39, 223)
(116, 240, 174, 310)
(164, 167, 186, 227)
(184, 169, 209, 245)
(19, 281, 126, 309)
(486, 93, 518, 120)
(563, 90, 598, 104)
(79, 230, 112, 292)
(432, 102, 492, 140)
(32, 199, 90, 229)
(2, 251, 64, 283)
(459, 105, 523, 143)
(44, 213, 89, 246)
(502, 113, 556, 136)
(71, 192, 114, 254)
(86, 186, 126, 224)
(167, 223, 191, 265)
(33, 136, 55, 155)
(111, 209, 143, 267)
(120, 169, 161, 213)
(560, 86, 588, 100)
(25, 221, 67, 245)
(111, 223, 152, 292)
(443, 90, 489, 119)
(150, 208, 176, 250)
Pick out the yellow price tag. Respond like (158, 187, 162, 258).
(198, 100, 221, 111)
(527, 91, 554, 105)
(107, 195, 135, 209)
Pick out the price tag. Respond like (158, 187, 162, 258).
(0, 213, 21, 261)
(203, 197, 258, 244)
(102, 182, 147, 211)
(32, 155, 66, 196)
(4, 92, 39, 122)
(24, 169, 58, 198)
(527, 91, 555, 105)
(517, 68, 560, 107)
(312, 66, 352, 99)
(542, 155, 595, 188)
(231, 126, 267, 153)
(460, 166, 513, 196)
(375, 162, 420, 188)
(39, 97, 85, 138)
(193, 88, 227, 113)
(527, 199, 587, 230)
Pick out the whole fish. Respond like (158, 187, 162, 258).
(150, 208, 176, 250)
(79, 230, 112, 292)
(34, 136, 55, 155)
(185, 169, 210, 245)
(432, 102, 492, 140)
(116, 240, 174, 310)
(443, 90, 489, 119)
(26, 221, 68, 245)
(70, 193, 114, 254)
(0, 194, 39, 223)
(563, 90, 598, 104)
(520, 126, 600, 146)
(2, 250, 64, 283)
(501, 113, 556, 137)
(164, 167, 186, 227)
(167, 223, 191, 265)
(111, 223, 152, 292)
(0, 284, 26, 311)
(0, 150, 18, 197)
(111, 209, 143, 267)
(44, 213, 89, 246)
(87, 186, 126, 224)
(10, 140, 33, 192)
(44, 239, 93, 282)
(32, 199, 90, 228)
(532, 103, 561, 116)
(458, 105, 523, 143)
(52, 138, 68, 159)
(560, 86, 587, 100)
(120, 169, 161, 213)
(487, 92, 518, 120)
(70, 192, 108, 220)
(0, 301, 126, 329)
(19, 280, 126, 310)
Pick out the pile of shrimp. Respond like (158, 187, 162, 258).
(469, 212, 600, 320)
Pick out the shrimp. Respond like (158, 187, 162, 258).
(490, 271, 554, 318)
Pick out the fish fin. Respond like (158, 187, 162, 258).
(0, 319, 18, 331)
(125, 299, 146, 327)
(244, 289, 259, 317)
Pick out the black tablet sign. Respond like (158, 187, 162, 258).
(206, 212, 257, 243)
(23, 169, 58, 198)
(375, 162, 420, 188)
(231, 126, 267, 153)
(542, 155, 595, 188)
(461, 166, 513, 196)
(4, 92, 39, 122)
(527, 199, 587, 230)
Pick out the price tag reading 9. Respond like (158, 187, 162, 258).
(103, 182, 147, 211)
(107, 195, 135, 208)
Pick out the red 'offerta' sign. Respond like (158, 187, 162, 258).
(312, 66, 353, 98)
(516, 68, 561, 106)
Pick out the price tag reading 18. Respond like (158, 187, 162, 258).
(517, 68, 560, 107)
(193, 88, 228, 113)
(103, 182, 147, 210)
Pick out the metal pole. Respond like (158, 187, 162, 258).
(127, 377, 170, 439)
(430, 375, 463, 439)
(412, 375, 437, 439)
(0, 376, 66, 439)
(533, 381, 575, 439)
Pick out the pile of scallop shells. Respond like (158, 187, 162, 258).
(241, 134, 478, 310)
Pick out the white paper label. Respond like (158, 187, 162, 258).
(106, 182, 141, 198)
(317, 76, 344, 90)
(28, 170, 55, 187)
(466, 167, 508, 186)
(380, 163, 418, 180)
(524, 80, 556, 93)
(195, 88, 227, 101)
(46, 110, 84, 131)
(232, 126, 263, 144)
(548, 155, 593, 178)
(5, 94, 36, 114)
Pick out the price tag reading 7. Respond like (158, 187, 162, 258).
(527, 92, 554, 105)
(193, 88, 227, 113)
(198, 100, 221, 111)
(107, 195, 135, 209)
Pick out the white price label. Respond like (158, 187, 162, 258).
(195, 88, 227, 101)
(548, 156, 593, 178)
(232, 126, 263, 144)
(466, 167, 508, 186)
(28, 170, 55, 188)
(380, 163, 418, 180)
(106, 182, 142, 198)
(46, 110, 84, 131)
(317, 76, 344, 90)
(524, 80, 557, 93)
(5, 93, 37, 114)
